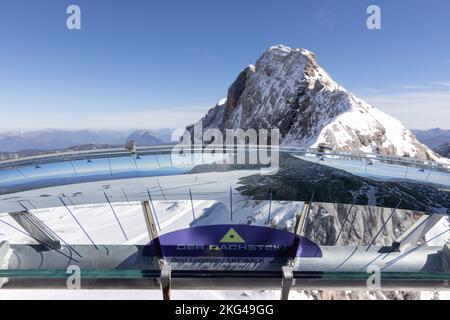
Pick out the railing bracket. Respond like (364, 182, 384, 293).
(160, 263, 172, 300)
(280, 265, 294, 300)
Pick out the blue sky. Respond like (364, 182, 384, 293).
(0, 0, 449, 130)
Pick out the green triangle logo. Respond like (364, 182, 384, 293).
(219, 228, 245, 243)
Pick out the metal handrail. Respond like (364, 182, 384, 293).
(1, 145, 449, 172)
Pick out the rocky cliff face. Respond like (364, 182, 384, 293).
(191, 45, 442, 162)
(304, 202, 419, 246)
(302, 202, 423, 300)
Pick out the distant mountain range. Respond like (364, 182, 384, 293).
(0, 129, 123, 152)
(0, 129, 175, 160)
(0, 129, 173, 153)
(126, 130, 164, 146)
(412, 128, 450, 158)
(0, 144, 118, 161)
(412, 128, 450, 149)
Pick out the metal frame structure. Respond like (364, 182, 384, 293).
(0, 146, 449, 298)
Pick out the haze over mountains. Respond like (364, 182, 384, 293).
(412, 128, 450, 158)
(434, 142, 450, 158)
(0, 129, 171, 153)
(190, 45, 445, 162)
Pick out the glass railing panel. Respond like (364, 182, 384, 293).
(0, 147, 449, 290)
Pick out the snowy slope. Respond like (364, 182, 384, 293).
(190, 45, 444, 162)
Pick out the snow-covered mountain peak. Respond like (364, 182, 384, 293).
(268, 44, 312, 56)
(189, 45, 445, 162)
